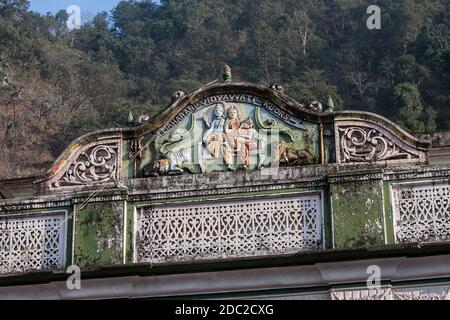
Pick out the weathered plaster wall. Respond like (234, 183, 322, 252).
(74, 202, 125, 267)
(125, 203, 134, 264)
(2, 164, 450, 274)
(383, 181, 395, 244)
(122, 140, 133, 179)
(331, 178, 385, 248)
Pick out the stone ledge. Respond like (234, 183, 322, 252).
(2, 243, 450, 299)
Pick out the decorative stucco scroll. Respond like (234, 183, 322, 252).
(38, 134, 122, 191)
(335, 112, 430, 165)
(60, 144, 118, 186)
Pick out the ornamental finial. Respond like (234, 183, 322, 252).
(223, 64, 232, 82)
(127, 110, 135, 126)
(326, 95, 335, 112)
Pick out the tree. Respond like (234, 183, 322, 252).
(289, 10, 312, 57)
(0, 0, 29, 19)
(394, 54, 430, 86)
(1, 0, 449, 179)
(393, 0, 424, 54)
(393, 83, 436, 133)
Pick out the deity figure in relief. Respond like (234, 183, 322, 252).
(224, 106, 263, 169)
(237, 119, 264, 169)
(203, 103, 234, 170)
(225, 105, 241, 151)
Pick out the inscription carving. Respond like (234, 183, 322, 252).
(159, 94, 299, 135)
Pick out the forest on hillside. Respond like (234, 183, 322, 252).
(0, 0, 449, 178)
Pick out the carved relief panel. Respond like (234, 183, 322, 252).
(39, 135, 122, 191)
(335, 116, 429, 165)
(140, 94, 322, 176)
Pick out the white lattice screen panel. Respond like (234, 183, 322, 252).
(0, 212, 66, 274)
(392, 181, 450, 243)
(135, 194, 323, 263)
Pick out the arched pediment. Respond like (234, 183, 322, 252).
(133, 81, 333, 136)
(35, 80, 431, 193)
(334, 111, 430, 165)
(35, 130, 125, 192)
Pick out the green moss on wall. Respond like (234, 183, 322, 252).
(331, 179, 385, 248)
(65, 207, 74, 267)
(322, 185, 333, 249)
(74, 202, 124, 267)
(122, 140, 134, 179)
(383, 182, 395, 244)
(126, 203, 134, 264)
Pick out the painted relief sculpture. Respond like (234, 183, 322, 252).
(144, 149, 191, 176)
(203, 103, 235, 170)
(275, 142, 317, 166)
(142, 95, 321, 176)
(202, 103, 266, 170)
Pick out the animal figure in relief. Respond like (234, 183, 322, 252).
(275, 142, 317, 166)
(145, 149, 190, 176)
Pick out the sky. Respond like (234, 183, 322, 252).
(29, 0, 124, 16)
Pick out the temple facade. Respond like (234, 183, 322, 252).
(0, 72, 450, 300)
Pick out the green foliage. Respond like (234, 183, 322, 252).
(393, 82, 437, 133)
(0, 0, 449, 176)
